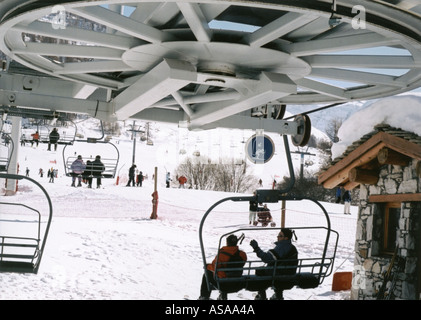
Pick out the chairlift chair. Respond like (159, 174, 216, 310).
(199, 193, 339, 299)
(45, 121, 77, 146)
(199, 135, 339, 299)
(62, 138, 120, 179)
(62, 119, 119, 178)
(0, 132, 13, 172)
(0, 174, 53, 274)
(37, 121, 77, 146)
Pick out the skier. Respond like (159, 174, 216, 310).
(178, 175, 187, 188)
(70, 155, 86, 187)
(199, 234, 247, 300)
(91, 155, 105, 188)
(137, 171, 144, 187)
(31, 131, 39, 147)
(47, 128, 60, 151)
(20, 134, 26, 146)
(83, 160, 93, 187)
(250, 228, 298, 300)
(249, 191, 258, 225)
(126, 164, 136, 186)
(166, 172, 171, 188)
(48, 167, 55, 183)
(335, 187, 342, 203)
(343, 189, 352, 215)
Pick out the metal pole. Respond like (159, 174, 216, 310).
(132, 120, 136, 165)
(6, 116, 21, 195)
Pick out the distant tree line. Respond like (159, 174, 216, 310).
(175, 157, 258, 193)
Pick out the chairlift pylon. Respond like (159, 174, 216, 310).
(0, 173, 53, 274)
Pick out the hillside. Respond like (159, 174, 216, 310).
(12, 112, 331, 191)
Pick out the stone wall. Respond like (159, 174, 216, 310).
(351, 160, 421, 300)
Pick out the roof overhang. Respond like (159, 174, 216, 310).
(318, 131, 421, 190)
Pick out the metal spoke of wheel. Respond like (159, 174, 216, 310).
(0, 0, 420, 129)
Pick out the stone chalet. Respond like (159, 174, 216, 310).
(318, 124, 421, 300)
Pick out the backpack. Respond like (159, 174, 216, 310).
(219, 250, 245, 277)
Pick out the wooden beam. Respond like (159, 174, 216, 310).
(318, 132, 385, 187)
(343, 180, 360, 190)
(369, 193, 421, 203)
(349, 167, 379, 185)
(381, 133, 421, 160)
(319, 141, 386, 189)
(319, 132, 421, 189)
(377, 147, 411, 166)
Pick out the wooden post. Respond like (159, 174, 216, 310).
(377, 147, 410, 166)
(281, 199, 286, 228)
(348, 167, 379, 185)
(150, 167, 158, 219)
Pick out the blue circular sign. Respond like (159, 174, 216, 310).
(245, 134, 275, 164)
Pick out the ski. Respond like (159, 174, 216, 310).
(384, 256, 406, 300)
(376, 247, 403, 300)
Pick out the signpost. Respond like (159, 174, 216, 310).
(245, 131, 275, 164)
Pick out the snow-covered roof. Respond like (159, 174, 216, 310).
(318, 94, 421, 190)
(331, 94, 421, 160)
(330, 123, 421, 166)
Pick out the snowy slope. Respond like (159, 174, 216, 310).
(0, 118, 355, 300)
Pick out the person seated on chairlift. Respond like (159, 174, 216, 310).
(47, 128, 60, 151)
(71, 155, 86, 187)
(250, 228, 298, 300)
(199, 234, 247, 300)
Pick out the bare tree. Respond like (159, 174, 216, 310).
(175, 157, 258, 192)
(325, 118, 343, 142)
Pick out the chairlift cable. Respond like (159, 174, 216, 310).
(284, 102, 346, 120)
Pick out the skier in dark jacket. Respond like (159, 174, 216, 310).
(91, 155, 105, 188)
(137, 171, 144, 187)
(47, 128, 60, 151)
(126, 164, 136, 186)
(83, 160, 93, 187)
(249, 191, 258, 225)
(343, 189, 352, 214)
(250, 228, 298, 300)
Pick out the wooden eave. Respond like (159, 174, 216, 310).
(318, 131, 421, 190)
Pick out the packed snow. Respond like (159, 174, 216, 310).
(0, 115, 358, 300)
(331, 93, 421, 159)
